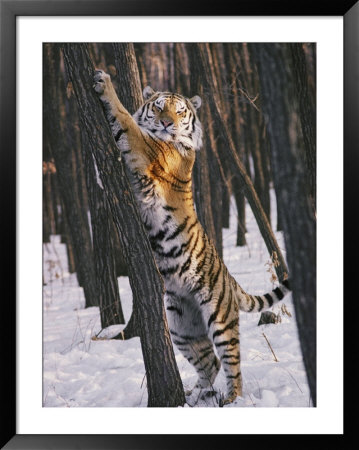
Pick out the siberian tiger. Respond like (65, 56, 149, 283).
(93, 69, 291, 405)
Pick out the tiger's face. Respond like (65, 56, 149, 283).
(133, 86, 203, 152)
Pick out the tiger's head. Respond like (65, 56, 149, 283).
(133, 86, 203, 152)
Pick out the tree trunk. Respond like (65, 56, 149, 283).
(42, 167, 52, 243)
(110, 42, 146, 338)
(192, 99, 223, 256)
(87, 42, 130, 279)
(112, 43, 144, 113)
(238, 43, 271, 221)
(62, 43, 185, 407)
(68, 43, 126, 327)
(232, 176, 247, 247)
(221, 178, 230, 229)
(50, 169, 62, 236)
(289, 43, 317, 213)
(61, 206, 76, 275)
(80, 126, 125, 327)
(187, 43, 289, 283)
(43, 43, 98, 307)
(224, 44, 248, 246)
(251, 43, 316, 406)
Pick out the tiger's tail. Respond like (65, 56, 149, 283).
(238, 279, 291, 313)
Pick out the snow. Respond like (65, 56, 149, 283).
(43, 191, 311, 408)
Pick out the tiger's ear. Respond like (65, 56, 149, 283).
(190, 95, 201, 110)
(143, 86, 156, 100)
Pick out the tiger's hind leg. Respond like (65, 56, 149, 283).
(164, 292, 221, 396)
(172, 334, 221, 395)
(211, 317, 242, 405)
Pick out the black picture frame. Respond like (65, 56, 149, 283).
(1, 0, 356, 448)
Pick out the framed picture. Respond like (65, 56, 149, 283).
(2, 0, 356, 448)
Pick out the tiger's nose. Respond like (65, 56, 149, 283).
(161, 119, 173, 129)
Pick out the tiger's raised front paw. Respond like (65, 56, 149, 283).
(93, 69, 111, 96)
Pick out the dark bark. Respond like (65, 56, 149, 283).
(221, 179, 230, 229)
(64, 79, 91, 234)
(50, 169, 62, 236)
(65, 52, 125, 327)
(251, 43, 316, 406)
(111, 42, 145, 337)
(209, 166, 224, 258)
(174, 43, 191, 96)
(134, 43, 173, 92)
(73, 144, 90, 231)
(232, 176, 247, 247)
(289, 43, 317, 212)
(186, 46, 222, 256)
(87, 43, 129, 279)
(226, 46, 248, 245)
(80, 127, 125, 328)
(112, 222, 128, 278)
(187, 43, 289, 283)
(192, 100, 223, 257)
(43, 43, 98, 307)
(205, 86, 225, 258)
(133, 44, 149, 90)
(61, 206, 76, 275)
(42, 190, 50, 243)
(238, 43, 271, 221)
(42, 167, 53, 243)
(112, 43, 144, 113)
(62, 43, 185, 407)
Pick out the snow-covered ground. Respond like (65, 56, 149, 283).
(43, 193, 311, 408)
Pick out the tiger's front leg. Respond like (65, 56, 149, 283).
(93, 70, 131, 127)
(93, 69, 144, 154)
